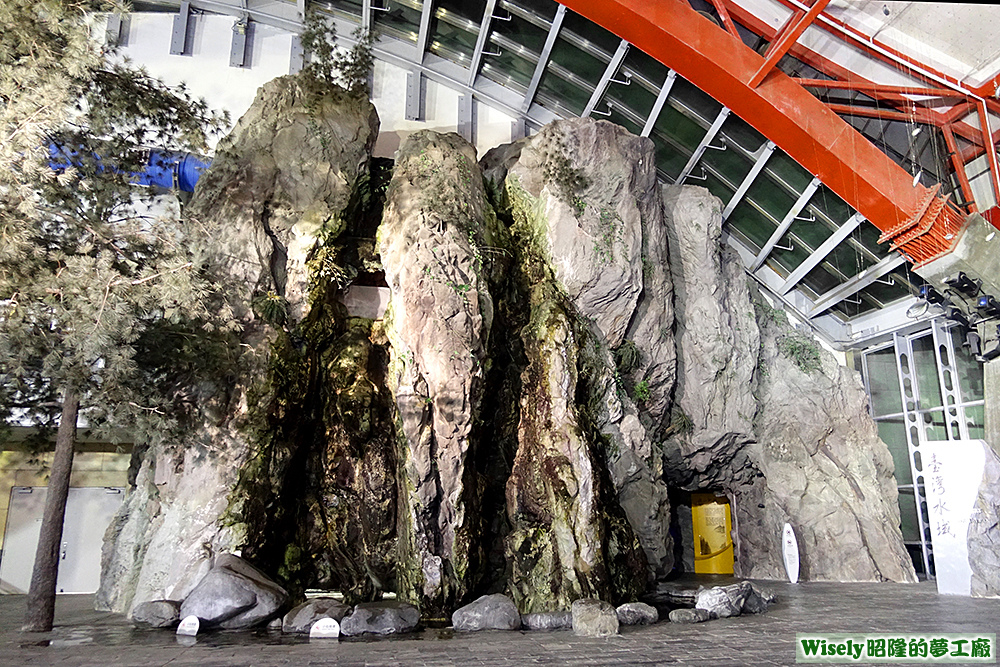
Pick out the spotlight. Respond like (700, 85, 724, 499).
(946, 307, 970, 329)
(977, 295, 1000, 319)
(967, 331, 981, 356)
(919, 284, 945, 304)
(945, 271, 981, 298)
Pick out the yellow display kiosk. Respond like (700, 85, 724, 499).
(691, 493, 734, 574)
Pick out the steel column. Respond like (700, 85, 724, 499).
(582, 40, 630, 118)
(779, 212, 865, 294)
(751, 177, 821, 272)
(723, 141, 776, 219)
(807, 254, 905, 317)
(676, 107, 729, 183)
(468, 0, 499, 87)
(170, 1, 191, 55)
(641, 70, 677, 138)
(522, 5, 566, 113)
(415, 0, 435, 63)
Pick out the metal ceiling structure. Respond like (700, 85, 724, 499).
(138, 0, 1000, 348)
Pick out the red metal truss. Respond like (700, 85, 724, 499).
(716, 0, 1000, 200)
(560, 0, 963, 244)
(748, 0, 830, 88)
(794, 79, 961, 99)
(942, 125, 978, 212)
(707, 0, 739, 38)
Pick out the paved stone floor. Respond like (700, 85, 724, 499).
(1, 578, 999, 666)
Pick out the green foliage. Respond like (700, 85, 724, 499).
(594, 206, 623, 264)
(632, 379, 650, 402)
(668, 406, 693, 435)
(777, 333, 822, 374)
(539, 135, 590, 210)
(613, 339, 642, 375)
(251, 291, 290, 327)
(0, 0, 236, 446)
(300, 8, 375, 97)
(755, 299, 789, 328)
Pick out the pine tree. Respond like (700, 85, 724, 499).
(0, 0, 234, 631)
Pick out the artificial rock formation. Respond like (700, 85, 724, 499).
(98, 74, 920, 625)
(968, 442, 1000, 597)
(97, 73, 383, 614)
(659, 185, 914, 583)
(378, 132, 496, 612)
(494, 119, 676, 603)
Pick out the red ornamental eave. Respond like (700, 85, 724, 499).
(559, 0, 942, 236)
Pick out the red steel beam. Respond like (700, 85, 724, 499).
(977, 99, 1000, 202)
(707, 0, 740, 39)
(794, 78, 962, 99)
(748, 0, 830, 88)
(559, 0, 937, 234)
(941, 124, 978, 213)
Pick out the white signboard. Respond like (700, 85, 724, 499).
(921, 440, 987, 596)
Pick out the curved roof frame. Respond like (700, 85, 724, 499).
(135, 0, 991, 342)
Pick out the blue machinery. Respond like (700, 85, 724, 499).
(48, 144, 211, 193)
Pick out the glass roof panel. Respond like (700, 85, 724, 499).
(503, 0, 558, 23)
(322, 0, 363, 19)
(671, 77, 722, 122)
(428, 0, 484, 66)
(373, 0, 422, 43)
(801, 263, 845, 297)
(763, 150, 814, 194)
(767, 232, 810, 274)
(719, 114, 767, 154)
(562, 8, 621, 57)
(727, 199, 777, 252)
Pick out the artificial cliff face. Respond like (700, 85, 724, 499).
(99, 72, 915, 618)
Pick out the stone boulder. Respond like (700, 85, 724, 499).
(968, 442, 1000, 597)
(282, 598, 351, 634)
(694, 583, 749, 619)
(571, 598, 619, 637)
(179, 554, 288, 629)
(452, 594, 521, 631)
(668, 608, 711, 624)
(340, 601, 420, 636)
(616, 602, 658, 625)
(129, 599, 180, 628)
(521, 612, 573, 631)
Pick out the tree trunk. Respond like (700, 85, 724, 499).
(22, 384, 80, 632)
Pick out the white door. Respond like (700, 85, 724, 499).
(0, 487, 124, 594)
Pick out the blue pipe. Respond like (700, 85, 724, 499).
(48, 144, 211, 193)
